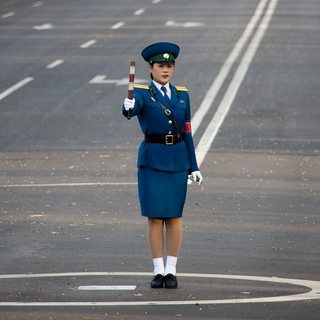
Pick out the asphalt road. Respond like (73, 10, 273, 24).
(0, 0, 320, 319)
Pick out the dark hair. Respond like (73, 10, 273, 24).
(149, 63, 154, 79)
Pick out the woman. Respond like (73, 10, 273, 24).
(122, 42, 202, 289)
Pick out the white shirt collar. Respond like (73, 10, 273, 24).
(153, 81, 171, 98)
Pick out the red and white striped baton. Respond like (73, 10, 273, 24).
(127, 61, 135, 119)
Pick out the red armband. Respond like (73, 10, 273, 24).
(185, 122, 192, 133)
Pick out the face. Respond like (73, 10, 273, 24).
(149, 62, 175, 85)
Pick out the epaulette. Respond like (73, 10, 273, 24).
(175, 86, 188, 92)
(134, 83, 149, 89)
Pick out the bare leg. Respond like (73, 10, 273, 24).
(148, 218, 164, 258)
(165, 217, 183, 256)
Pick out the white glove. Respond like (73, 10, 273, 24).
(189, 171, 203, 185)
(124, 98, 135, 111)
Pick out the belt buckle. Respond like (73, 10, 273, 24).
(165, 134, 174, 145)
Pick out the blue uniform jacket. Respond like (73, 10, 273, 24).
(123, 82, 199, 173)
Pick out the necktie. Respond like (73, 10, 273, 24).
(161, 86, 171, 106)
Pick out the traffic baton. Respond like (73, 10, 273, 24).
(127, 61, 135, 119)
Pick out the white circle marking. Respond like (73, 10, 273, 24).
(0, 272, 319, 306)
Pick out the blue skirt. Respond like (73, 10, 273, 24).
(138, 166, 188, 218)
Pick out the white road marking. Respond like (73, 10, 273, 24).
(78, 286, 136, 291)
(33, 23, 54, 30)
(196, 0, 278, 167)
(165, 20, 205, 28)
(46, 59, 64, 69)
(80, 39, 97, 48)
(32, 1, 44, 7)
(0, 0, 274, 191)
(134, 8, 145, 16)
(192, 0, 269, 135)
(111, 22, 124, 30)
(1, 11, 15, 19)
(0, 77, 34, 102)
(0, 182, 137, 188)
(0, 272, 319, 306)
(152, 0, 162, 3)
(89, 75, 148, 86)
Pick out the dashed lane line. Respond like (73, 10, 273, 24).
(1, 2, 43, 19)
(46, 59, 64, 69)
(134, 8, 145, 16)
(0, 0, 266, 190)
(32, 1, 44, 7)
(33, 23, 54, 30)
(0, 77, 34, 102)
(111, 21, 125, 30)
(1, 0, 274, 180)
(1, 11, 15, 19)
(165, 20, 205, 28)
(80, 39, 97, 48)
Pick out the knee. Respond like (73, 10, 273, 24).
(148, 218, 164, 227)
(164, 217, 182, 227)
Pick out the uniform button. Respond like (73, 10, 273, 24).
(168, 131, 172, 134)
(168, 120, 172, 124)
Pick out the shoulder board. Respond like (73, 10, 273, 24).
(134, 83, 149, 89)
(175, 86, 188, 92)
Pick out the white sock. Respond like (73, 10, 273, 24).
(153, 257, 164, 275)
(165, 256, 178, 276)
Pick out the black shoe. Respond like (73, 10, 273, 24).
(150, 274, 164, 288)
(164, 274, 178, 289)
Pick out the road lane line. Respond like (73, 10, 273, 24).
(78, 286, 136, 291)
(33, 23, 54, 30)
(165, 20, 205, 28)
(80, 39, 97, 48)
(134, 8, 145, 16)
(32, 1, 44, 7)
(0, 77, 34, 102)
(1, 11, 15, 19)
(192, 0, 269, 135)
(46, 59, 64, 69)
(89, 75, 148, 85)
(111, 22, 124, 30)
(196, 0, 278, 167)
(0, 182, 137, 188)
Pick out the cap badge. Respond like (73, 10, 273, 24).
(163, 53, 170, 59)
